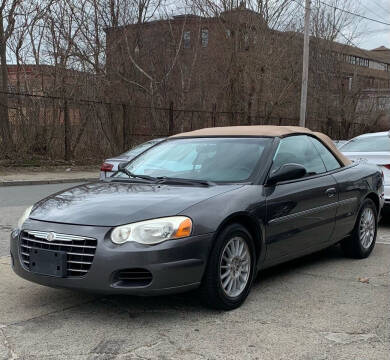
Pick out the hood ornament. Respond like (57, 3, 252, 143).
(47, 232, 56, 242)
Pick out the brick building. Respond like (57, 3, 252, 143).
(6, 64, 102, 126)
(105, 8, 390, 137)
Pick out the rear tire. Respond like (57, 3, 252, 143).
(341, 198, 377, 259)
(199, 223, 256, 310)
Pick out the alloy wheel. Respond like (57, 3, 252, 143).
(359, 207, 375, 249)
(219, 236, 251, 298)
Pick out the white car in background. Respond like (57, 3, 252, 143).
(340, 131, 390, 207)
(100, 138, 166, 179)
(333, 140, 348, 149)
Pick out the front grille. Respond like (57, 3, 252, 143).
(113, 268, 153, 287)
(20, 230, 97, 277)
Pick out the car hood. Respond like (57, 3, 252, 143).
(342, 151, 390, 165)
(30, 181, 243, 226)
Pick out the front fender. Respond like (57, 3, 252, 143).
(180, 185, 267, 268)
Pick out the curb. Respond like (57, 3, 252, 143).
(0, 177, 98, 187)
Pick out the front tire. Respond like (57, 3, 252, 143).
(341, 198, 377, 259)
(199, 223, 256, 310)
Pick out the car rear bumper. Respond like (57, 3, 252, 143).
(10, 220, 213, 295)
(384, 185, 390, 207)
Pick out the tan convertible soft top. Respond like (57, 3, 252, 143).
(171, 125, 351, 166)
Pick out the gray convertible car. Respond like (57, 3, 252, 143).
(11, 126, 383, 310)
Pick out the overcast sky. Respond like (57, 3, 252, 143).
(355, 0, 390, 50)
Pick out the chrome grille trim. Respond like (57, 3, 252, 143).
(20, 230, 97, 277)
(20, 237, 97, 249)
(26, 230, 95, 242)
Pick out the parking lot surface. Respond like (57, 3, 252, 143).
(0, 183, 389, 359)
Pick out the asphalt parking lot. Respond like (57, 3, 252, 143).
(0, 183, 389, 359)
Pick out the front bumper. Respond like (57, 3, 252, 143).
(10, 219, 213, 295)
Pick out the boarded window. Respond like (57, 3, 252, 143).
(183, 31, 191, 48)
(201, 29, 209, 47)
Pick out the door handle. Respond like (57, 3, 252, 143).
(325, 188, 336, 198)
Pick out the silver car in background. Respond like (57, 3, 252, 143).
(340, 131, 390, 207)
(333, 140, 348, 149)
(100, 138, 166, 179)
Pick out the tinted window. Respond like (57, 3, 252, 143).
(272, 135, 326, 175)
(120, 137, 271, 182)
(309, 137, 341, 171)
(340, 135, 390, 152)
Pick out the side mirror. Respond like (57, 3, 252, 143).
(267, 163, 307, 186)
(118, 162, 128, 171)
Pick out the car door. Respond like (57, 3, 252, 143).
(264, 135, 338, 265)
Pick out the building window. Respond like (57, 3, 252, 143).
(369, 60, 387, 71)
(348, 76, 353, 91)
(201, 29, 208, 47)
(183, 31, 191, 49)
(239, 32, 249, 51)
(348, 55, 356, 65)
(244, 34, 249, 50)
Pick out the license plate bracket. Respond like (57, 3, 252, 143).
(29, 248, 67, 277)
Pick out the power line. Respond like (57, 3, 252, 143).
(358, 1, 390, 25)
(293, 0, 389, 58)
(315, 3, 388, 63)
(371, 0, 390, 16)
(318, 0, 390, 26)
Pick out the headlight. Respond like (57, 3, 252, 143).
(111, 216, 192, 245)
(17, 206, 33, 229)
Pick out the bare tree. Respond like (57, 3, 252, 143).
(0, 0, 23, 151)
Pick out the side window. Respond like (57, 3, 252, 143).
(271, 135, 326, 176)
(309, 137, 341, 171)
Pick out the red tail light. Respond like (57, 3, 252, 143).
(101, 163, 113, 172)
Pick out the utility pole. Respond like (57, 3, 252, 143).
(299, 0, 311, 127)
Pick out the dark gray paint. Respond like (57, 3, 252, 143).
(10, 139, 384, 295)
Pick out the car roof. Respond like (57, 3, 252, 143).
(171, 125, 314, 138)
(171, 125, 352, 167)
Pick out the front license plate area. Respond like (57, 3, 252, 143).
(29, 249, 67, 277)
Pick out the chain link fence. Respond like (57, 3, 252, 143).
(2, 92, 370, 163)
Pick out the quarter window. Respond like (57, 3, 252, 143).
(309, 137, 341, 171)
(271, 135, 326, 176)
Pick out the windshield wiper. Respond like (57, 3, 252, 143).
(117, 168, 157, 182)
(156, 176, 214, 187)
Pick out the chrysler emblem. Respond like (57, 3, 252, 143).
(47, 232, 56, 242)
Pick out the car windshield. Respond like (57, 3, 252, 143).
(120, 139, 162, 157)
(115, 137, 271, 182)
(340, 135, 390, 152)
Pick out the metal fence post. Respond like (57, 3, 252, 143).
(168, 101, 174, 135)
(64, 99, 71, 161)
(122, 103, 127, 150)
(247, 101, 252, 125)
